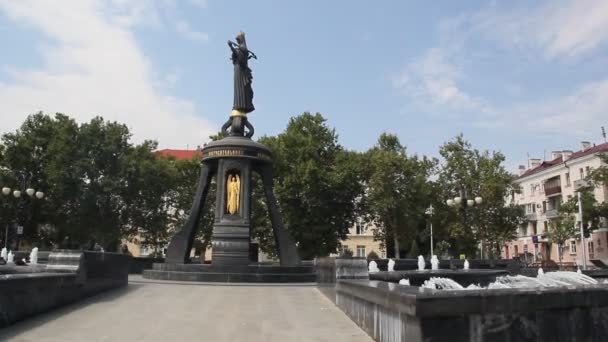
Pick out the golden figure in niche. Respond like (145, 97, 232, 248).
(226, 174, 240, 215)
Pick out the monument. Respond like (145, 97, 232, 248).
(163, 31, 300, 268)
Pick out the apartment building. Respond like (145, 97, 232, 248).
(335, 220, 386, 258)
(502, 141, 608, 265)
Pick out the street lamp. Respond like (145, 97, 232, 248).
(1, 171, 45, 250)
(425, 205, 435, 257)
(447, 189, 483, 258)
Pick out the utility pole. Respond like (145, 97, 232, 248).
(578, 191, 587, 270)
(426, 205, 434, 257)
(574, 179, 589, 270)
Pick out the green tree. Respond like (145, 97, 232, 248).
(590, 152, 608, 186)
(547, 214, 577, 267)
(559, 187, 607, 237)
(363, 133, 436, 258)
(437, 134, 524, 258)
(121, 141, 177, 255)
(259, 112, 364, 259)
(0, 112, 200, 252)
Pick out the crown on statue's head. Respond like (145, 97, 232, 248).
(236, 31, 245, 38)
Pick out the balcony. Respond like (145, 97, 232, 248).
(545, 209, 559, 219)
(544, 177, 562, 197)
(525, 212, 537, 221)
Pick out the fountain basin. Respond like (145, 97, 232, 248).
(336, 279, 608, 341)
(369, 269, 508, 287)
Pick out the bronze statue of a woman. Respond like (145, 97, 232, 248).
(228, 31, 257, 115)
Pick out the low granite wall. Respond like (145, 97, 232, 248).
(0, 250, 131, 328)
(315, 257, 369, 304)
(336, 280, 608, 342)
(129, 257, 165, 274)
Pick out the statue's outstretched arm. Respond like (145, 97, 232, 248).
(227, 40, 237, 52)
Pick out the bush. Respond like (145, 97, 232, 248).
(367, 251, 379, 259)
(339, 247, 353, 258)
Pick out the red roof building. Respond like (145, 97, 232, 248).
(519, 142, 608, 179)
(155, 149, 202, 160)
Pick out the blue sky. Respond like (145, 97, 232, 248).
(1, 0, 608, 170)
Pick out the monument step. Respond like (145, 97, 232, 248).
(152, 263, 314, 274)
(142, 269, 316, 283)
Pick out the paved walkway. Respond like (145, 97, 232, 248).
(0, 276, 372, 342)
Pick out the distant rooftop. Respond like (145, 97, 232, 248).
(155, 148, 202, 160)
(519, 142, 608, 179)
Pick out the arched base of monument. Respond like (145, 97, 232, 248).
(142, 263, 315, 283)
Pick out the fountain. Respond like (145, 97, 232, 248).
(408, 271, 599, 291)
(430, 255, 439, 270)
(399, 278, 410, 286)
(387, 258, 395, 272)
(29, 247, 38, 265)
(1, 247, 6, 261)
(417, 255, 425, 271)
(422, 277, 463, 290)
(7, 251, 14, 264)
(368, 260, 379, 273)
(337, 255, 608, 341)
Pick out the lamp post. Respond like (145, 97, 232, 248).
(574, 179, 589, 270)
(1, 171, 45, 250)
(446, 189, 483, 258)
(425, 205, 434, 257)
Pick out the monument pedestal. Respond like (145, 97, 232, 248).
(211, 221, 250, 266)
(143, 263, 315, 283)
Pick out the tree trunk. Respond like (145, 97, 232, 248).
(394, 236, 400, 259)
(558, 244, 563, 270)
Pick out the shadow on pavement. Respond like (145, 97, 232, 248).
(0, 284, 144, 340)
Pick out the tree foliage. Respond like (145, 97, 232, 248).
(437, 134, 525, 258)
(259, 112, 365, 259)
(547, 214, 577, 266)
(0, 113, 203, 252)
(362, 133, 436, 258)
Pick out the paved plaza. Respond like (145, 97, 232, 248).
(0, 276, 372, 342)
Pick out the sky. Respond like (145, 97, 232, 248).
(1, 0, 608, 171)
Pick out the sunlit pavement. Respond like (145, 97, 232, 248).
(0, 275, 372, 342)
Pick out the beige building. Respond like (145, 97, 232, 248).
(335, 220, 385, 258)
(502, 141, 608, 265)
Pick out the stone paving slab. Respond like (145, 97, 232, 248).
(0, 276, 372, 342)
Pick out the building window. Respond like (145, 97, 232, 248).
(356, 245, 366, 257)
(585, 166, 591, 177)
(341, 245, 349, 254)
(565, 173, 571, 186)
(589, 241, 594, 254)
(523, 244, 528, 254)
(570, 241, 577, 254)
(579, 168, 584, 180)
(543, 221, 548, 234)
(530, 184, 535, 196)
(514, 245, 519, 256)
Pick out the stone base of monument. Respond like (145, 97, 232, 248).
(142, 263, 316, 283)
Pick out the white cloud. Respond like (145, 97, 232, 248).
(393, 48, 493, 115)
(468, 0, 608, 59)
(176, 20, 209, 42)
(514, 80, 608, 133)
(0, 0, 214, 148)
(394, 0, 608, 137)
(188, 0, 207, 8)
